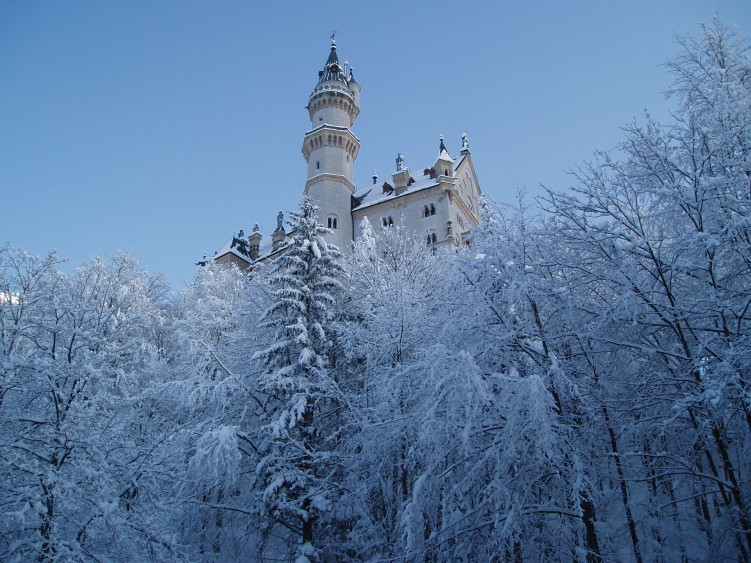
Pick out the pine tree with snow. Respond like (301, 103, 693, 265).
(251, 196, 346, 561)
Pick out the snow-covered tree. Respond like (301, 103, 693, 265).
(251, 196, 346, 561)
(441, 197, 607, 562)
(165, 261, 268, 559)
(544, 18, 751, 560)
(0, 247, 176, 561)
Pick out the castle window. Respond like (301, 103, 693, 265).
(426, 232, 437, 245)
(382, 216, 393, 227)
(430, 203, 436, 215)
(327, 216, 338, 229)
(316, 161, 320, 169)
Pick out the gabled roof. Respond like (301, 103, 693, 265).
(352, 149, 475, 212)
(353, 168, 445, 211)
(214, 234, 252, 264)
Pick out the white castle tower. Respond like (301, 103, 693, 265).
(301, 38, 361, 250)
(207, 39, 483, 270)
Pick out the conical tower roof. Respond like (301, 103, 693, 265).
(318, 39, 347, 84)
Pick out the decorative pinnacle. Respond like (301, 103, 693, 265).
(439, 135, 448, 153)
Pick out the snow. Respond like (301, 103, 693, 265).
(3, 21, 751, 562)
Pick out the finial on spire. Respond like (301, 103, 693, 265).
(372, 169, 378, 184)
(439, 135, 448, 154)
(461, 131, 470, 153)
(330, 30, 337, 47)
(396, 153, 405, 171)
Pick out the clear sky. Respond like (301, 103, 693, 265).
(2, 1, 749, 289)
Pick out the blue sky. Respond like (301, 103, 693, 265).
(2, 1, 749, 288)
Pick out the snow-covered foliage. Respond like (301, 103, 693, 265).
(0, 247, 177, 561)
(2, 19, 750, 562)
(251, 196, 347, 561)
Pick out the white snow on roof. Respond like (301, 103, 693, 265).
(353, 170, 441, 210)
(214, 236, 251, 262)
(436, 148, 453, 162)
(353, 151, 472, 211)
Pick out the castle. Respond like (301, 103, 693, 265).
(206, 39, 483, 269)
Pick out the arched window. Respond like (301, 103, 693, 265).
(382, 216, 393, 227)
(327, 216, 338, 229)
(431, 233, 437, 243)
(430, 203, 436, 216)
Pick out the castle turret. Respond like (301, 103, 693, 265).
(301, 38, 361, 251)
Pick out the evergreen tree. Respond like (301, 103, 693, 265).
(251, 197, 346, 562)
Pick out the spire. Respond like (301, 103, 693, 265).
(318, 37, 347, 84)
(437, 135, 453, 162)
(439, 135, 448, 154)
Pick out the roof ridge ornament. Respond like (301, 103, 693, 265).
(439, 135, 448, 154)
